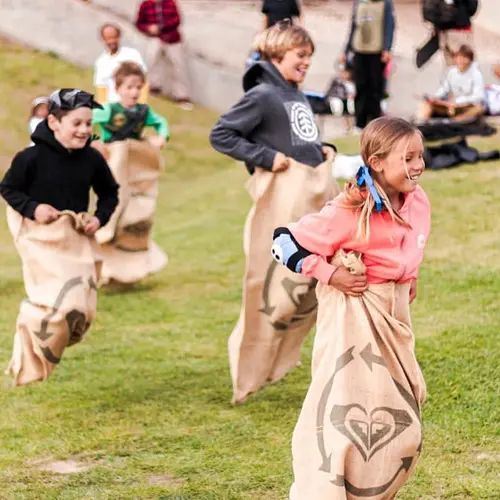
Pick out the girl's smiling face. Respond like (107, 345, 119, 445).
(273, 45, 313, 85)
(370, 132, 426, 201)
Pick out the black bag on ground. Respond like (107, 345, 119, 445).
(418, 117, 497, 142)
(424, 138, 500, 170)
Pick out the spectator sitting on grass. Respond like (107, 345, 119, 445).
(416, 44, 485, 123)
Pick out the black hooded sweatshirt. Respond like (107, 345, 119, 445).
(209, 61, 324, 174)
(0, 121, 119, 226)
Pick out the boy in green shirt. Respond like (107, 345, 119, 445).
(93, 61, 169, 148)
(92, 61, 169, 286)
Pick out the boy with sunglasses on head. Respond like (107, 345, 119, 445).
(1, 89, 119, 233)
(0, 89, 119, 385)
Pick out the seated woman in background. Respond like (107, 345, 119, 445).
(416, 45, 485, 122)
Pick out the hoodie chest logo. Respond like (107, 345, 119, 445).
(288, 102, 319, 143)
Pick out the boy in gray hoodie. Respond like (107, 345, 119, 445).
(210, 22, 330, 174)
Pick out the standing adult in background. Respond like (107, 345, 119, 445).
(422, 0, 478, 67)
(136, 0, 193, 111)
(340, 0, 395, 131)
(262, 0, 302, 29)
(94, 23, 147, 104)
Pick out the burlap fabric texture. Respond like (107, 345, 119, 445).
(290, 251, 426, 500)
(95, 139, 167, 285)
(6, 209, 101, 386)
(229, 160, 340, 403)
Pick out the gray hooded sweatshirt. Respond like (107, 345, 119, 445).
(209, 61, 324, 174)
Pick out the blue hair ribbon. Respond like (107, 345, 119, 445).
(356, 166, 383, 212)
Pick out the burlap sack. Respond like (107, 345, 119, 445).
(6, 208, 101, 386)
(290, 252, 426, 500)
(229, 160, 340, 403)
(95, 139, 167, 285)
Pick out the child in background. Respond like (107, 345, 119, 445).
(92, 61, 169, 149)
(272, 116, 430, 498)
(92, 61, 169, 286)
(0, 89, 118, 385)
(416, 44, 485, 122)
(28, 97, 49, 145)
(325, 61, 356, 119)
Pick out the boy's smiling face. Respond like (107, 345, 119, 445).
(48, 108, 93, 150)
(274, 44, 313, 85)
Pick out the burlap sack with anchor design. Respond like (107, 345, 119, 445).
(6, 208, 101, 386)
(290, 251, 426, 500)
(229, 160, 340, 403)
(95, 139, 167, 285)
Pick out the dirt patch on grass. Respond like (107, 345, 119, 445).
(475, 452, 500, 462)
(37, 459, 92, 474)
(147, 474, 186, 486)
(30, 455, 98, 475)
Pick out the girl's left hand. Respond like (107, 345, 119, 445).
(409, 278, 418, 303)
(83, 216, 101, 236)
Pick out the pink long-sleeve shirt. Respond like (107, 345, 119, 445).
(288, 186, 431, 285)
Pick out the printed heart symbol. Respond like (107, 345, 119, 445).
(330, 404, 413, 461)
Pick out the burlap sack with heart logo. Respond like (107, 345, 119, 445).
(229, 160, 340, 403)
(95, 139, 167, 285)
(290, 251, 426, 499)
(6, 209, 101, 386)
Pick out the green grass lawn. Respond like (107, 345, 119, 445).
(0, 42, 499, 499)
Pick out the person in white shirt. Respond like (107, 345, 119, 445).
(417, 44, 485, 122)
(94, 23, 147, 104)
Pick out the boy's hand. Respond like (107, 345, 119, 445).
(322, 145, 336, 162)
(272, 152, 291, 172)
(34, 204, 60, 224)
(381, 51, 391, 63)
(409, 278, 418, 303)
(83, 216, 101, 236)
(328, 267, 368, 297)
(150, 136, 167, 149)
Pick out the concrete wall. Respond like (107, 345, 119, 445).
(0, 0, 497, 118)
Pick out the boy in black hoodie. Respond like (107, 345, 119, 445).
(210, 22, 331, 174)
(0, 89, 119, 386)
(0, 89, 118, 232)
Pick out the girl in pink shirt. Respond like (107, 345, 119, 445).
(272, 116, 430, 301)
(273, 116, 431, 498)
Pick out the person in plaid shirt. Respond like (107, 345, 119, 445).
(136, 0, 193, 110)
